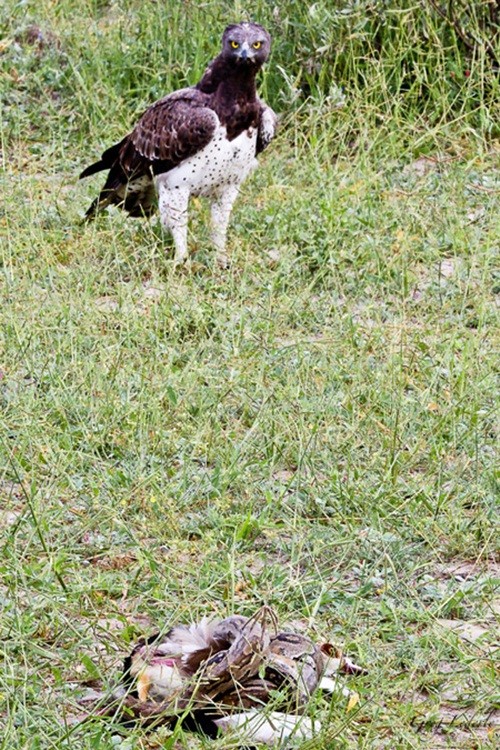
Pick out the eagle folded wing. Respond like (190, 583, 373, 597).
(257, 102, 277, 154)
(124, 92, 219, 172)
(80, 92, 219, 218)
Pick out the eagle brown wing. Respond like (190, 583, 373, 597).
(80, 89, 218, 218)
(123, 89, 219, 172)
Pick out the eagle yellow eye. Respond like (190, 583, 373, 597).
(252, 41, 262, 49)
(230, 41, 239, 49)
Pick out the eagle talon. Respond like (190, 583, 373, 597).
(215, 252, 230, 269)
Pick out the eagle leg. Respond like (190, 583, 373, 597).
(210, 186, 239, 265)
(157, 181, 190, 262)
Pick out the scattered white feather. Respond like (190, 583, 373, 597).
(214, 710, 319, 745)
(319, 675, 344, 695)
(321, 655, 342, 676)
(155, 617, 218, 658)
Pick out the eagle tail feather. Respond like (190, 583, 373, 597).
(79, 160, 107, 180)
(79, 139, 124, 180)
(83, 171, 156, 221)
(82, 192, 112, 221)
(80, 136, 156, 219)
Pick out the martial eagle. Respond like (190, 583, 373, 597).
(80, 22, 277, 263)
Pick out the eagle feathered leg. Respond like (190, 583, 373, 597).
(157, 181, 190, 263)
(210, 185, 239, 265)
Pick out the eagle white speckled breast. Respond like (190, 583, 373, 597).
(157, 124, 258, 196)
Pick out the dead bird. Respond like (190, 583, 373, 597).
(87, 606, 366, 745)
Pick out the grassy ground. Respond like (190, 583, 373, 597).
(1, 2, 499, 749)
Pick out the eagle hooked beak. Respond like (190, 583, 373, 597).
(236, 42, 255, 62)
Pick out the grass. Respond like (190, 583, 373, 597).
(1, 1, 499, 749)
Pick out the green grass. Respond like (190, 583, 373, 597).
(1, 1, 499, 749)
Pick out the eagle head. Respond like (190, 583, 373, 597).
(221, 22, 271, 67)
